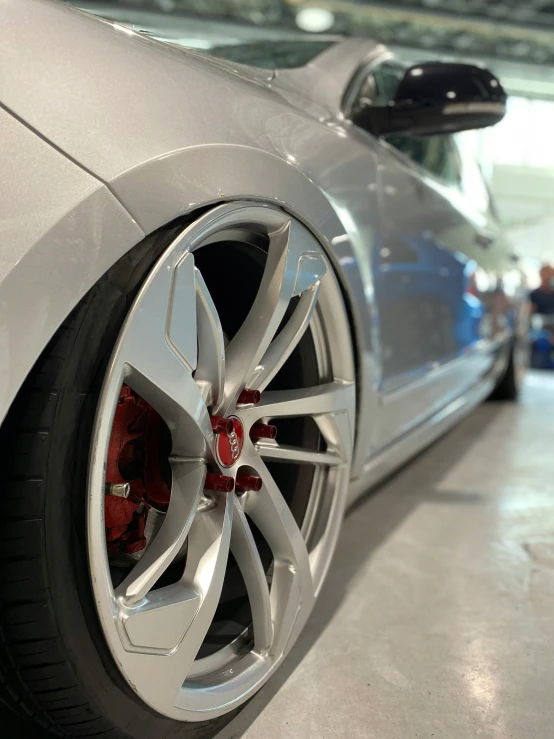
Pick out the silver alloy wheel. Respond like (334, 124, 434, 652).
(88, 203, 355, 721)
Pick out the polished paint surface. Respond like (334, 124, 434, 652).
(211, 371, 554, 739)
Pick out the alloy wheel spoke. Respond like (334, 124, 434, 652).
(194, 268, 225, 406)
(250, 381, 354, 420)
(244, 381, 355, 462)
(116, 461, 206, 605)
(162, 492, 233, 695)
(252, 283, 321, 393)
(120, 583, 201, 655)
(114, 252, 212, 457)
(256, 442, 341, 466)
(221, 221, 325, 411)
(231, 497, 273, 652)
(242, 457, 314, 656)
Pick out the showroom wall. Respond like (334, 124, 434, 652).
(488, 96, 554, 267)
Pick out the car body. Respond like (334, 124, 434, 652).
(0, 1, 526, 736)
(0, 0, 523, 476)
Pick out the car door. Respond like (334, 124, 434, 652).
(350, 61, 499, 449)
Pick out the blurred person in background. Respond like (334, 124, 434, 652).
(530, 265, 554, 316)
(530, 265, 554, 369)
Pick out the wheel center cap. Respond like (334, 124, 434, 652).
(216, 416, 244, 467)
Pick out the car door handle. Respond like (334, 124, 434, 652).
(475, 232, 495, 248)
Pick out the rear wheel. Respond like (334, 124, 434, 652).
(0, 203, 355, 737)
(489, 334, 528, 401)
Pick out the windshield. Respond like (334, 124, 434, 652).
(64, 1, 338, 68)
(62, 1, 554, 68)
(68, 0, 295, 28)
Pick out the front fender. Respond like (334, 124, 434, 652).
(0, 107, 144, 424)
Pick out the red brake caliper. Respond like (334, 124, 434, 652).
(104, 385, 267, 555)
(104, 385, 171, 556)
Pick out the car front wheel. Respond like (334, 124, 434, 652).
(0, 203, 355, 738)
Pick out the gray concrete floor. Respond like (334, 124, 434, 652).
(3, 372, 553, 738)
(216, 371, 554, 739)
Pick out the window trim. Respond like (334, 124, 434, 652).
(341, 51, 395, 118)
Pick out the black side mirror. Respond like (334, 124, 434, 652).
(353, 62, 507, 137)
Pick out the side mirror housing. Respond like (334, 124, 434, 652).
(353, 62, 506, 137)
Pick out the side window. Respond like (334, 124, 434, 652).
(386, 134, 463, 188)
(351, 61, 463, 188)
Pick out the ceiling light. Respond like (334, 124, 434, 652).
(295, 8, 335, 33)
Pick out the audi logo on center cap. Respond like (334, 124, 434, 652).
(228, 428, 240, 461)
(216, 416, 244, 467)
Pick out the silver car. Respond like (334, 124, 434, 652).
(0, 1, 526, 737)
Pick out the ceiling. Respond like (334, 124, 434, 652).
(77, 1, 554, 68)
(284, 0, 554, 66)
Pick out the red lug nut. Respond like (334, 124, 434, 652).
(237, 388, 261, 405)
(210, 415, 234, 435)
(236, 473, 263, 492)
(250, 423, 278, 441)
(204, 472, 235, 493)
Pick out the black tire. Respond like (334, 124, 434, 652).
(0, 225, 237, 739)
(489, 341, 521, 401)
